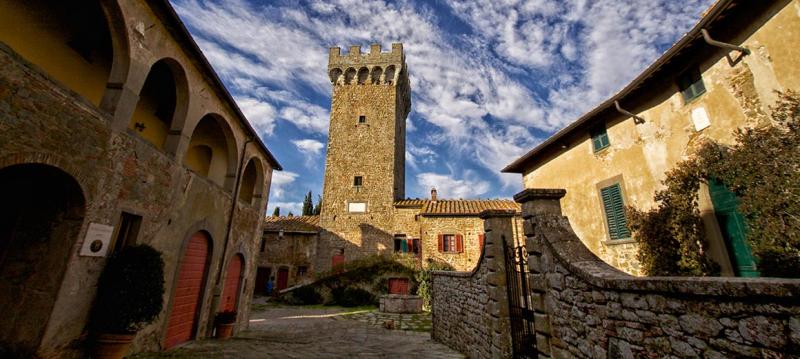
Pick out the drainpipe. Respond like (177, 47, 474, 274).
(701, 29, 750, 56)
(209, 136, 253, 331)
(614, 101, 645, 125)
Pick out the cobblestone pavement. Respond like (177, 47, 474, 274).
(132, 300, 461, 358)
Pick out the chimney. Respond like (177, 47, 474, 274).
(431, 188, 438, 202)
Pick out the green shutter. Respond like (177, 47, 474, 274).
(591, 127, 610, 152)
(601, 184, 630, 240)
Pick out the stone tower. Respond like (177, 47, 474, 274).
(318, 43, 411, 262)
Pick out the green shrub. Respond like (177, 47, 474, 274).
(287, 286, 323, 305)
(90, 245, 165, 333)
(332, 287, 375, 307)
(630, 90, 800, 277)
(415, 259, 454, 309)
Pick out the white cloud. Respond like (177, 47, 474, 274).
(268, 201, 303, 217)
(235, 96, 277, 135)
(416, 172, 490, 199)
(268, 170, 298, 199)
(292, 139, 324, 155)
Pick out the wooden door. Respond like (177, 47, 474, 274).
(276, 268, 289, 291)
(165, 232, 210, 348)
(221, 254, 243, 312)
(388, 278, 409, 294)
(254, 267, 271, 295)
(709, 180, 759, 277)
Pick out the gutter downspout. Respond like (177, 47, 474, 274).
(209, 136, 254, 333)
(701, 29, 750, 55)
(614, 101, 646, 124)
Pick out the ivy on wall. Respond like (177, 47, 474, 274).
(629, 91, 800, 278)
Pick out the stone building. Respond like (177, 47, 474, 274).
(258, 44, 524, 283)
(504, 0, 800, 276)
(256, 215, 321, 293)
(0, 0, 280, 356)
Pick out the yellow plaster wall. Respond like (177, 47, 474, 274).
(522, 2, 800, 275)
(184, 117, 231, 188)
(0, 1, 111, 106)
(130, 94, 170, 150)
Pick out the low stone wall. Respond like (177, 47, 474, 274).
(431, 211, 514, 358)
(380, 294, 422, 313)
(515, 189, 800, 358)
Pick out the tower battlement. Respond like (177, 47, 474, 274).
(327, 43, 408, 88)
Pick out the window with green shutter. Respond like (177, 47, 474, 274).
(600, 183, 631, 240)
(590, 125, 610, 152)
(677, 67, 706, 103)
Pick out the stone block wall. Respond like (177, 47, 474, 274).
(515, 189, 800, 358)
(431, 211, 514, 358)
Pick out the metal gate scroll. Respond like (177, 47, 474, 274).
(503, 235, 537, 358)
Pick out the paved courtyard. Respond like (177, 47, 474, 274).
(132, 299, 462, 358)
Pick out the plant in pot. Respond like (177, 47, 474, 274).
(90, 245, 165, 359)
(214, 311, 237, 339)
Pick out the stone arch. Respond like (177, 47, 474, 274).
(384, 65, 396, 84)
(238, 156, 265, 205)
(0, 0, 118, 107)
(129, 57, 190, 153)
(183, 113, 239, 192)
(344, 67, 357, 85)
(371, 67, 383, 84)
(0, 163, 86, 350)
(329, 68, 343, 85)
(164, 227, 215, 349)
(357, 67, 369, 85)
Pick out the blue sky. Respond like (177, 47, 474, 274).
(172, 0, 715, 216)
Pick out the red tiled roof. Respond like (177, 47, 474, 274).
(263, 215, 320, 233)
(394, 199, 520, 216)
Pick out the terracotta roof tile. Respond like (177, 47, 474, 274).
(263, 215, 320, 233)
(394, 199, 520, 216)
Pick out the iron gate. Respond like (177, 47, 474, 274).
(503, 236, 537, 358)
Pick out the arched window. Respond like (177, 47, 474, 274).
(184, 114, 237, 190)
(384, 65, 396, 85)
(238, 157, 264, 205)
(371, 67, 383, 85)
(0, 0, 114, 106)
(344, 68, 356, 85)
(329, 68, 343, 85)
(130, 59, 182, 150)
(357, 67, 369, 85)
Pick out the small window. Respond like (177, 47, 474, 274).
(353, 176, 363, 187)
(412, 239, 420, 256)
(590, 125, 610, 152)
(113, 212, 142, 254)
(394, 236, 408, 253)
(677, 67, 706, 103)
(358, 115, 366, 124)
(438, 234, 463, 253)
(297, 266, 307, 276)
(600, 183, 631, 240)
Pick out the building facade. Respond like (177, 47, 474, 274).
(0, 0, 280, 356)
(258, 44, 524, 286)
(504, 0, 799, 276)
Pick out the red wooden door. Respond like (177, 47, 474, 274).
(276, 268, 289, 291)
(221, 254, 243, 312)
(165, 232, 210, 349)
(388, 278, 409, 294)
(331, 254, 344, 271)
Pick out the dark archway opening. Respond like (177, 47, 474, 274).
(0, 164, 86, 350)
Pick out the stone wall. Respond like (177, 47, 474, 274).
(431, 211, 513, 358)
(259, 231, 318, 287)
(515, 189, 800, 358)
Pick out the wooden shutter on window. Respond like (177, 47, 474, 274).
(456, 234, 463, 253)
(600, 183, 631, 240)
(478, 234, 485, 252)
(437, 234, 443, 252)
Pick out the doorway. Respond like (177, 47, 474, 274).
(0, 164, 86, 350)
(276, 267, 289, 291)
(708, 180, 759, 277)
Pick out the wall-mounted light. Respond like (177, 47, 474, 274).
(134, 122, 146, 132)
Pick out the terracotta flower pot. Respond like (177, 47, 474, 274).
(92, 332, 135, 359)
(215, 323, 235, 339)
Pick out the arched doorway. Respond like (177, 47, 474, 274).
(164, 231, 211, 349)
(220, 254, 244, 312)
(0, 164, 86, 350)
(276, 267, 289, 291)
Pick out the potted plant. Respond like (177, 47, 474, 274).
(214, 311, 237, 339)
(90, 245, 165, 359)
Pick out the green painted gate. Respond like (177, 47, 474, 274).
(708, 180, 759, 277)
